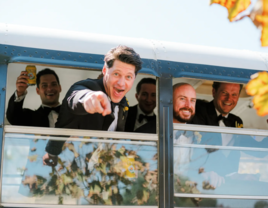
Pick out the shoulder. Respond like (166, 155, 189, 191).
(228, 113, 243, 124)
(71, 78, 103, 91)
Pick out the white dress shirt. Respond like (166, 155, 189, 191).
(133, 105, 155, 131)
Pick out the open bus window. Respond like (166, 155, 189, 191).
(172, 78, 268, 130)
(5, 63, 157, 133)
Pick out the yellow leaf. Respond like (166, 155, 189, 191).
(246, 71, 268, 95)
(246, 71, 268, 116)
(211, 0, 251, 22)
(229, 0, 251, 21)
(28, 155, 38, 162)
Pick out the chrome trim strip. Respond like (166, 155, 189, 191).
(173, 123, 268, 136)
(174, 143, 268, 152)
(4, 126, 158, 141)
(5, 133, 157, 146)
(174, 193, 268, 200)
(1, 204, 157, 208)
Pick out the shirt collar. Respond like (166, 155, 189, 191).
(137, 105, 155, 116)
(215, 108, 228, 118)
(42, 103, 61, 108)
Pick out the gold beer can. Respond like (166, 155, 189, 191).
(26, 65, 36, 86)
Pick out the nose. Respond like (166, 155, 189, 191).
(184, 99, 190, 107)
(117, 77, 125, 87)
(225, 94, 231, 101)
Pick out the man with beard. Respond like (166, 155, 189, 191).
(173, 83, 196, 124)
(172, 83, 198, 177)
(125, 78, 156, 133)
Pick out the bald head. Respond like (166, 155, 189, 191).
(173, 83, 196, 123)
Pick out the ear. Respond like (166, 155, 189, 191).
(36, 87, 40, 95)
(59, 85, 62, 93)
(212, 88, 216, 98)
(135, 93, 138, 101)
(102, 65, 107, 75)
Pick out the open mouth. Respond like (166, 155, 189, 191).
(223, 102, 232, 106)
(179, 108, 193, 116)
(46, 92, 56, 97)
(113, 87, 125, 96)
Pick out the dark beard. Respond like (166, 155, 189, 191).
(173, 109, 195, 123)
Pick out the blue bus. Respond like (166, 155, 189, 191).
(0, 23, 268, 208)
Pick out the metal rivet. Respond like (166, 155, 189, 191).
(2, 87, 6, 91)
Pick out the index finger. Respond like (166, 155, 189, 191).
(97, 94, 111, 116)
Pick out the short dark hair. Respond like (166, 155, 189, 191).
(104, 45, 142, 75)
(212, 82, 243, 93)
(36, 68, 60, 88)
(136, 78, 156, 94)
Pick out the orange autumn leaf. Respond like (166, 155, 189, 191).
(211, 0, 251, 21)
(228, 0, 251, 21)
(246, 71, 268, 116)
(210, 0, 236, 8)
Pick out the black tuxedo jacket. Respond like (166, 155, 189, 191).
(6, 93, 53, 127)
(124, 105, 156, 133)
(46, 78, 129, 155)
(125, 105, 138, 132)
(193, 100, 243, 127)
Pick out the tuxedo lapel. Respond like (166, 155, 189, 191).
(34, 106, 50, 127)
(125, 105, 137, 132)
(116, 105, 128, 131)
(207, 101, 220, 126)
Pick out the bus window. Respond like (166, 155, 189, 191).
(172, 78, 268, 130)
(172, 78, 268, 207)
(5, 63, 157, 133)
(2, 126, 158, 205)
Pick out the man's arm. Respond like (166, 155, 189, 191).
(44, 79, 113, 166)
(6, 71, 30, 125)
(66, 81, 111, 116)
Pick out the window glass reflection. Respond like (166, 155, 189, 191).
(173, 130, 268, 198)
(174, 197, 268, 208)
(2, 133, 157, 205)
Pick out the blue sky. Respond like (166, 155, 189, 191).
(0, 0, 266, 53)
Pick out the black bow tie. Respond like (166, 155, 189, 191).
(43, 106, 61, 115)
(138, 114, 155, 123)
(111, 102, 119, 112)
(217, 114, 231, 127)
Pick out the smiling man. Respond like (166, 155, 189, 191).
(125, 78, 156, 133)
(6, 68, 62, 127)
(194, 82, 243, 127)
(43, 45, 142, 166)
(173, 83, 196, 124)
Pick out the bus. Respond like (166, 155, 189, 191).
(0, 23, 268, 208)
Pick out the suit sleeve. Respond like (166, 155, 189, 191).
(66, 80, 101, 115)
(6, 93, 32, 126)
